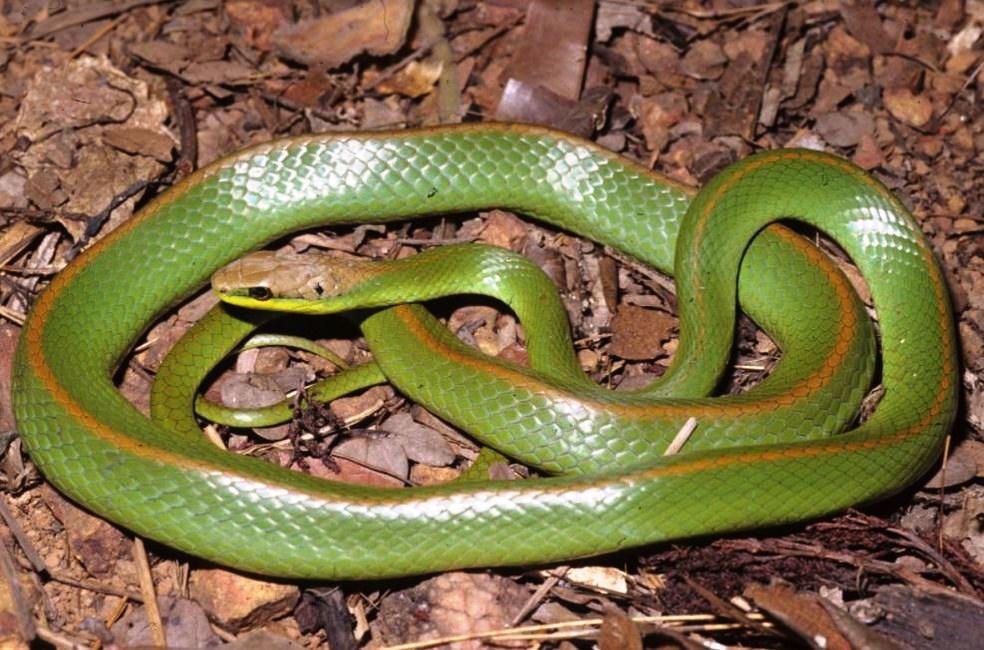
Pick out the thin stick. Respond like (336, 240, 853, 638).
(664, 417, 698, 456)
(132, 538, 166, 646)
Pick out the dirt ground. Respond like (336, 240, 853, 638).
(0, 1, 982, 648)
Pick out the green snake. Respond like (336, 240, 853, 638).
(11, 124, 957, 579)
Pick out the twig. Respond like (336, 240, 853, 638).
(683, 576, 777, 637)
(937, 433, 951, 554)
(653, 0, 789, 20)
(165, 76, 198, 179)
(26, 0, 178, 40)
(510, 566, 570, 626)
(45, 570, 143, 602)
(664, 417, 697, 456)
(840, 512, 980, 599)
(0, 530, 35, 642)
(0, 263, 63, 276)
(132, 537, 166, 647)
(380, 613, 772, 650)
(35, 623, 93, 650)
(69, 13, 127, 58)
(0, 304, 25, 325)
(0, 496, 46, 572)
(417, 1, 460, 123)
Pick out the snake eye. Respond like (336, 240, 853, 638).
(248, 286, 272, 301)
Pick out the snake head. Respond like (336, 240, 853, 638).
(212, 249, 376, 314)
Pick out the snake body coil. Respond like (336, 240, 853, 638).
(12, 125, 957, 579)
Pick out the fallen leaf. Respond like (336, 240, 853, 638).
(329, 385, 389, 425)
(226, 0, 291, 52)
(127, 40, 191, 72)
(334, 433, 410, 480)
(189, 569, 300, 632)
(814, 110, 874, 147)
(221, 630, 306, 650)
(883, 87, 933, 129)
(102, 127, 175, 162)
(0, 323, 19, 431)
(566, 566, 629, 593)
(374, 60, 443, 98)
(112, 598, 219, 648)
(852, 133, 885, 170)
(218, 370, 304, 410)
(745, 582, 853, 650)
(381, 412, 456, 467)
(477, 210, 528, 250)
(183, 60, 255, 85)
(633, 92, 688, 152)
(598, 606, 642, 650)
(273, 0, 413, 69)
(680, 39, 727, 80)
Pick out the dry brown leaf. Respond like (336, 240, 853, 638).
(502, 0, 593, 101)
(381, 412, 456, 467)
(922, 446, 978, 489)
(598, 606, 642, 650)
(882, 87, 933, 129)
(225, 0, 291, 52)
(942, 492, 984, 565)
(273, 0, 413, 69)
(374, 60, 443, 98)
(680, 40, 727, 80)
(111, 597, 219, 648)
(221, 630, 306, 650)
(329, 385, 389, 425)
(595, 1, 654, 41)
(744, 582, 853, 650)
(478, 210, 528, 250)
(183, 60, 256, 85)
(566, 566, 629, 593)
(853, 133, 885, 170)
(840, 1, 894, 54)
(5, 57, 172, 240)
(633, 35, 680, 78)
(361, 97, 407, 129)
(410, 464, 460, 485)
(333, 433, 410, 480)
(102, 127, 175, 162)
(634, 91, 688, 153)
(280, 69, 336, 107)
(127, 40, 191, 71)
(189, 569, 300, 632)
(814, 110, 874, 147)
(303, 456, 405, 488)
(218, 370, 306, 411)
(0, 323, 19, 431)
